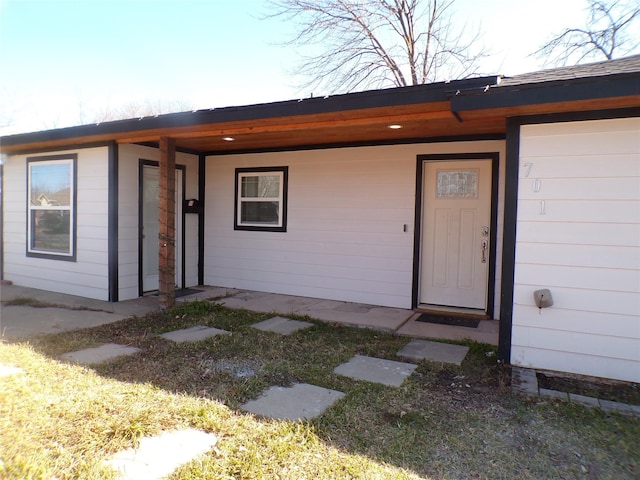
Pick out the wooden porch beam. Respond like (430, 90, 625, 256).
(158, 136, 176, 309)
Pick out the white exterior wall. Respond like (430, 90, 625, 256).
(117, 144, 199, 301)
(512, 117, 640, 383)
(205, 141, 505, 309)
(3, 147, 111, 300)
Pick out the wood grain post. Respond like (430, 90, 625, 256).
(158, 136, 176, 309)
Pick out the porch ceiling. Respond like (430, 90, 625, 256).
(1, 92, 638, 156)
(147, 104, 507, 154)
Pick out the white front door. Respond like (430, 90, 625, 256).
(419, 160, 492, 309)
(141, 165, 182, 293)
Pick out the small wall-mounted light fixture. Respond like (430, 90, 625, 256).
(388, 124, 402, 129)
(223, 137, 235, 142)
(533, 289, 553, 311)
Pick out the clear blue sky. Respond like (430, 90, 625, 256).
(0, 0, 594, 134)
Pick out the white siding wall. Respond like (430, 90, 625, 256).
(205, 141, 505, 309)
(512, 117, 640, 383)
(3, 147, 111, 300)
(117, 145, 199, 300)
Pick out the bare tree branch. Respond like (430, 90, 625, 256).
(266, 0, 488, 94)
(92, 99, 193, 124)
(535, 0, 640, 66)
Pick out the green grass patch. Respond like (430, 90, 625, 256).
(2, 296, 106, 313)
(2, 302, 639, 479)
(2, 296, 40, 306)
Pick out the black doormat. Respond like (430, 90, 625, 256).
(152, 288, 203, 298)
(415, 313, 481, 329)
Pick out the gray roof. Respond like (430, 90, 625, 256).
(500, 54, 640, 86)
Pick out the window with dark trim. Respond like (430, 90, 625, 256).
(27, 154, 77, 261)
(234, 166, 288, 232)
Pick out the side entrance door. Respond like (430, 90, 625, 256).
(419, 159, 492, 310)
(140, 164, 183, 293)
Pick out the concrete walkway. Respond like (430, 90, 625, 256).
(0, 284, 498, 345)
(0, 284, 158, 338)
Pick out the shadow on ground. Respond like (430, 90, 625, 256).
(12, 301, 638, 480)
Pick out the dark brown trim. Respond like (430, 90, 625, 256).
(25, 154, 78, 262)
(137, 159, 187, 296)
(412, 152, 500, 314)
(411, 161, 424, 310)
(0, 158, 4, 280)
(108, 142, 119, 302)
(180, 165, 186, 290)
(451, 75, 640, 112)
(234, 166, 289, 233)
(487, 157, 499, 317)
(498, 120, 520, 364)
(198, 154, 205, 285)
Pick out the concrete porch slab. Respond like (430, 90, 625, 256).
(395, 313, 499, 346)
(241, 383, 345, 421)
(177, 286, 241, 302)
(106, 429, 217, 480)
(61, 343, 141, 365)
(298, 300, 413, 331)
(220, 291, 325, 314)
(159, 325, 230, 343)
(0, 284, 158, 339)
(334, 355, 417, 387)
(251, 316, 314, 335)
(397, 339, 469, 366)
(0, 305, 130, 339)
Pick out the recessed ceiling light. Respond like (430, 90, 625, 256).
(223, 137, 235, 141)
(388, 124, 402, 129)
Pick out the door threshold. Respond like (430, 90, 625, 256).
(416, 304, 490, 319)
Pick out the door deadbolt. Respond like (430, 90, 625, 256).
(481, 239, 488, 263)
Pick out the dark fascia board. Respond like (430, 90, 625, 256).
(450, 72, 640, 112)
(1, 76, 498, 149)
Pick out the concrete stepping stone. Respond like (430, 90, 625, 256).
(106, 428, 217, 480)
(0, 365, 23, 377)
(61, 343, 141, 365)
(241, 383, 345, 421)
(334, 355, 417, 387)
(397, 339, 469, 366)
(159, 325, 230, 343)
(251, 316, 314, 335)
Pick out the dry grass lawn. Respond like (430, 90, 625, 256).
(1, 301, 638, 479)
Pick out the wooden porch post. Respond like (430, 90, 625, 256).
(158, 136, 176, 309)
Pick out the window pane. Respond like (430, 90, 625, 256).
(241, 201, 279, 224)
(30, 163, 71, 206)
(436, 170, 478, 198)
(241, 175, 280, 198)
(31, 210, 71, 253)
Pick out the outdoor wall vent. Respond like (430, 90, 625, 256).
(533, 289, 553, 310)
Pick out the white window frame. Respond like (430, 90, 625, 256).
(234, 167, 288, 232)
(26, 155, 77, 260)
